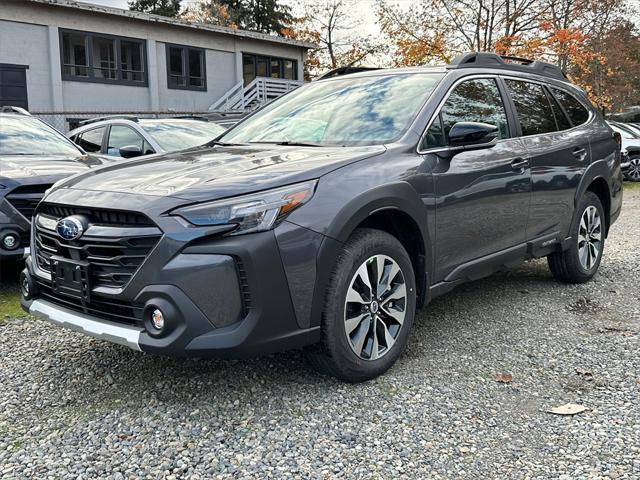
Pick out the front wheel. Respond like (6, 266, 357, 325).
(308, 228, 417, 382)
(547, 191, 605, 283)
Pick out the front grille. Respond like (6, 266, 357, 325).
(34, 204, 162, 290)
(6, 184, 52, 221)
(36, 279, 144, 326)
(38, 204, 154, 227)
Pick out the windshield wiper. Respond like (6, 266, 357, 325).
(207, 140, 246, 147)
(249, 141, 327, 147)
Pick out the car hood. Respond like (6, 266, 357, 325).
(0, 155, 94, 186)
(53, 144, 386, 202)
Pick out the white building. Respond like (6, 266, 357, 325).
(0, 0, 313, 118)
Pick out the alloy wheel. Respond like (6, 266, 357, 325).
(343, 255, 407, 360)
(628, 158, 640, 181)
(577, 205, 602, 270)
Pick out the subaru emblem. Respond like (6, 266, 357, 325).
(56, 216, 84, 241)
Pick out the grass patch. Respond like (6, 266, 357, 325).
(624, 180, 640, 191)
(0, 265, 26, 322)
(0, 284, 25, 322)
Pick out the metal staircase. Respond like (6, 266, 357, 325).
(209, 77, 303, 112)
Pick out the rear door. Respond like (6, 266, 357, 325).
(422, 77, 532, 281)
(504, 79, 591, 242)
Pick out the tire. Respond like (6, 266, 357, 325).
(547, 191, 606, 283)
(624, 155, 640, 182)
(308, 228, 417, 382)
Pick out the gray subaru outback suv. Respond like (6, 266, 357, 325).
(21, 53, 624, 382)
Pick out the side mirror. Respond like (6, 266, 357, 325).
(448, 122, 499, 149)
(119, 145, 143, 159)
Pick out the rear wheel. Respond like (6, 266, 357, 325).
(547, 191, 605, 283)
(625, 155, 640, 182)
(308, 228, 416, 382)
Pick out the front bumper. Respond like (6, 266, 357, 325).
(23, 218, 326, 358)
(29, 298, 143, 351)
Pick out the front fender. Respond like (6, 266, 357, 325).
(301, 181, 433, 328)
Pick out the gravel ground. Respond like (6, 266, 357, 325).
(1, 186, 639, 479)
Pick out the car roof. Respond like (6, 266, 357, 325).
(69, 117, 214, 133)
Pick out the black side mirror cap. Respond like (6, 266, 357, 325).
(448, 122, 499, 148)
(119, 145, 143, 159)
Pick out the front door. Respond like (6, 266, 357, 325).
(420, 77, 532, 282)
(0, 64, 28, 109)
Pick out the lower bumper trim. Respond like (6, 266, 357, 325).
(29, 299, 143, 351)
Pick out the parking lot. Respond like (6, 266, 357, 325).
(0, 183, 636, 479)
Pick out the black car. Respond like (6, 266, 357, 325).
(21, 53, 623, 382)
(0, 110, 105, 261)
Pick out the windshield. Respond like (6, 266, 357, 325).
(141, 120, 226, 151)
(221, 73, 443, 146)
(0, 116, 82, 156)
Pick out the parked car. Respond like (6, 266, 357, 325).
(21, 53, 623, 382)
(67, 117, 227, 159)
(0, 107, 108, 261)
(607, 121, 640, 181)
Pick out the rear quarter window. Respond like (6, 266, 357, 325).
(551, 88, 591, 126)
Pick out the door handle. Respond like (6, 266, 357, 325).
(573, 147, 587, 160)
(511, 157, 529, 170)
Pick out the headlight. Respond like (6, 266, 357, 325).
(172, 180, 317, 235)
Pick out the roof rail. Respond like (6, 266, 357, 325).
(447, 52, 567, 81)
(168, 115, 210, 122)
(0, 106, 31, 116)
(316, 66, 382, 80)
(78, 115, 139, 126)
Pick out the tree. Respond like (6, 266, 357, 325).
(376, 0, 548, 65)
(283, 0, 382, 77)
(129, 0, 182, 17)
(375, 0, 639, 110)
(182, 0, 292, 34)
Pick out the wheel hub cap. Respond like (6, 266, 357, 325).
(344, 254, 407, 361)
(629, 158, 640, 181)
(578, 205, 602, 270)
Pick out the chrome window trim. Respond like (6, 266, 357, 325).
(416, 73, 596, 155)
(501, 75, 596, 137)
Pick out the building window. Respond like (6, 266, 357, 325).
(166, 45, 206, 91)
(242, 53, 298, 85)
(60, 29, 147, 86)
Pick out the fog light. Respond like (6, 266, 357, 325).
(151, 308, 165, 330)
(2, 233, 18, 250)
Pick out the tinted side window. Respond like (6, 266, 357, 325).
(423, 78, 509, 149)
(77, 127, 106, 153)
(551, 88, 590, 126)
(546, 90, 572, 131)
(506, 80, 556, 136)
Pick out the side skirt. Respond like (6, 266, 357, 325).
(426, 232, 562, 303)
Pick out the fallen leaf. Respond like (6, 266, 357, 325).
(546, 403, 588, 416)
(575, 367, 593, 377)
(494, 373, 513, 383)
